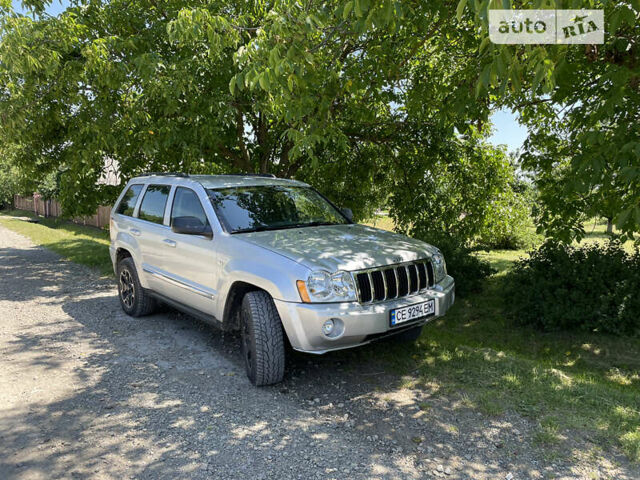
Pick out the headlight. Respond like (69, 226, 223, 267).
(297, 270, 357, 303)
(432, 253, 447, 283)
(306, 271, 332, 300)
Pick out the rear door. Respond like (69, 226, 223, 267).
(159, 186, 217, 316)
(133, 184, 174, 296)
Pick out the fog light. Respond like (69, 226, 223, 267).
(322, 319, 335, 336)
(321, 318, 345, 339)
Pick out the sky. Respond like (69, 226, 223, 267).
(11, 0, 529, 153)
(488, 109, 528, 153)
(12, 0, 68, 16)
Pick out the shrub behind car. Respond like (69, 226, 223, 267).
(505, 240, 640, 335)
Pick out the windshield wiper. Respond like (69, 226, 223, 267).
(231, 221, 341, 234)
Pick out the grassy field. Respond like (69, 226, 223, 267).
(0, 210, 112, 275)
(374, 266, 640, 462)
(2, 209, 639, 461)
(365, 214, 640, 462)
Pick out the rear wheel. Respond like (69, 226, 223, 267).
(117, 257, 156, 317)
(240, 291, 285, 386)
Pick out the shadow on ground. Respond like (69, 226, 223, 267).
(1, 237, 638, 480)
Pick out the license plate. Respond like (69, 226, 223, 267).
(390, 300, 436, 327)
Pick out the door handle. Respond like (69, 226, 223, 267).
(130, 228, 141, 237)
(163, 239, 177, 248)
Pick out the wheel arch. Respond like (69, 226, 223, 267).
(116, 247, 133, 264)
(222, 281, 267, 331)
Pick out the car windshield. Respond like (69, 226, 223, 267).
(207, 185, 349, 234)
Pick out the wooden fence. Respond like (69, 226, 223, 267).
(13, 194, 112, 229)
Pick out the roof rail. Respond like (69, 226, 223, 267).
(219, 173, 277, 178)
(141, 172, 189, 177)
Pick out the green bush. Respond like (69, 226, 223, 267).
(416, 233, 495, 296)
(505, 240, 640, 335)
(475, 188, 538, 250)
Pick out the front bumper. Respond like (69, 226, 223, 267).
(274, 275, 455, 354)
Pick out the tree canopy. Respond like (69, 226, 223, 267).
(0, 0, 490, 218)
(461, 0, 639, 240)
(0, 0, 638, 241)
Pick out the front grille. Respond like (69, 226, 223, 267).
(354, 259, 435, 303)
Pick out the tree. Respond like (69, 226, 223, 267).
(459, 0, 640, 240)
(0, 144, 20, 208)
(0, 0, 493, 217)
(388, 129, 526, 245)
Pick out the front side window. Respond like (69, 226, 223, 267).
(137, 185, 171, 224)
(171, 187, 209, 228)
(207, 185, 348, 233)
(115, 184, 143, 216)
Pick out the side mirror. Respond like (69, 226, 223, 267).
(172, 216, 213, 239)
(341, 207, 354, 222)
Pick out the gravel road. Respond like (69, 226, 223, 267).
(0, 223, 638, 480)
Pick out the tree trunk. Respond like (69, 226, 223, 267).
(606, 217, 613, 235)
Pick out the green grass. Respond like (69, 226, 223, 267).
(365, 212, 395, 232)
(0, 210, 112, 275)
(372, 254, 640, 461)
(364, 214, 639, 461)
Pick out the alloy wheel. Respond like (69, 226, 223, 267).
(119, 269, 135, 309)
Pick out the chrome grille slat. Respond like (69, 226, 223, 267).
(381, 269, 388, 299)
(367, 272, 375, 303)
(392, 268, 399, 298)
(405, 265, 411, 294)
(353, 259, 434, 304)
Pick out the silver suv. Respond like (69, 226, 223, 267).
(110, 173, 455, 385)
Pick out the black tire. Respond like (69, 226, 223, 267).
(240, 290, 285, 386)
(116, 257, 156, 317)
(389, 324, 424, 343)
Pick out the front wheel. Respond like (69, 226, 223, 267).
(240, 291, 286, 386)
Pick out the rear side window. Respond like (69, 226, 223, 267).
(171, 187, 209, 228)
(115, 184, 143, 216)
(137, 185, 171, 224)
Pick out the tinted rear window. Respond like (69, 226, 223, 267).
(137, 185, 171, 224)
(115, 184, 143, 216)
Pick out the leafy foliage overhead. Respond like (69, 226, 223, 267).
(0, 0, 491, 216)
(459, 0, 640, 240)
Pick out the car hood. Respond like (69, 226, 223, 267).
(236, 224, 438, 272)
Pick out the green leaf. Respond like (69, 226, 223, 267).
(510, 70, 521, 93)
(615, 207, 632, 230)
(354, 0, 362, 18)
(456, 0, 467, 22)
(343, 1, 354, 20)
(258, 73, 269, 90)
(479, 36, 490, 54)
(609, 9, 622, 34)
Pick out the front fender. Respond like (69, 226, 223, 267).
(219, 256, 308, 302)
(214, 237, 310, 317)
